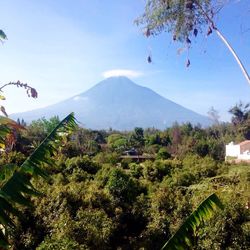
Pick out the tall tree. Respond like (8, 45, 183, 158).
(129, 127, 145, 152)
(229, 102, 250, 125)
(229, 102, 250, 139)
(135, 0, 250, 85)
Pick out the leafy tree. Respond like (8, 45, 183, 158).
(129, 127, 145, 154)
(229, 102, 250, 139)
(135, 0, 250, 84)
(107, 133, 128, 152)
(229, 102, 250, 126)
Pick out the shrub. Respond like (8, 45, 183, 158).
(106, 168, 141, 203)
(157, 147, 171, 160)
(129, 163, 143, 178)
(65, 156, 100, 175)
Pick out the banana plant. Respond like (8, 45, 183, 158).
(0, 113, 77, 248)
(161, 193, 223, 250)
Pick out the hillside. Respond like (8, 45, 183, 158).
(11, 77, 211, 129)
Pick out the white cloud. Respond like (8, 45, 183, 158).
(73, 96, 88, 101)
(102, 69, 144, 78)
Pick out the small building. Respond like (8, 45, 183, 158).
(225, 140, 250, 161)
(122, 148, 138, 156)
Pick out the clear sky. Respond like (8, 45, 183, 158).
(0, 0, 249, 121)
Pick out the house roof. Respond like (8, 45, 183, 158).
(239, 140, 250, 146)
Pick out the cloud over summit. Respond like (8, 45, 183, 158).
(102, 69, 143, 78)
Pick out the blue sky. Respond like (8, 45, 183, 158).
(0, 0, 249, 121)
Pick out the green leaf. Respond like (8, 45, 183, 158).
(0, 113, 77, 248)
(161, 193, 223, 250)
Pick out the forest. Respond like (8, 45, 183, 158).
(0, 104, 249, 250)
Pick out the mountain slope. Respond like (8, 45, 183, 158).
(11, 77, 211, 130)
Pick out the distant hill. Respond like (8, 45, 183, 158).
(11, 76, 211, 130)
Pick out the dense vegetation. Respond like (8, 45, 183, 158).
(0, 110, 249, 249)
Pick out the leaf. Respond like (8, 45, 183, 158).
(207, 27, 212, 36)
(0, 95, 6, 100)
(186, 37, 191, 44)
(193, 28, 198, 37)
(0, 164, 18, 188)
(161, 193, 223, 250)
(0, 30, 7, 40)
(145, 27, 151, 37)
(0, 106, 8, 117)
(147, 55, 152, 63)
(0, 113, 77, 248)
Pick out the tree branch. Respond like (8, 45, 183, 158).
(194, 0, 250, 85)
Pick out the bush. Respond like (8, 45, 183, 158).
(121, 157, 132, 169)
(106, 168, 141, 203)
(129, 163, 143, 178)
(93, 152, 120, 165)
(37, 237, 87, 250)
(142, 160, 171, 182)
(157, 147, 171, 160)
(65, 156, 100, 175)
(0, 151, 26, 166)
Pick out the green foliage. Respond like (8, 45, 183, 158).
(197, 201, 250, 249)
(107, 133, 128, 152)
(161, 193, 223, 250)
(142, 160, 172, 182)
(106, 168, 142, 203)
(37, 237, 87, 250)
(229, 102, 250, 139)
(93, 151, 120, 165)
(0, 151, 26, 166)
(157, 147, 171, 159)
(135, 0, 213, 42)
(65, 156, 100, 175)
(1, 112, 249, 249)
(25, 116, 60, 145)
(129, 163, 143, 178)
(0, 113, 77, 248)
(129, 127, 145, 150)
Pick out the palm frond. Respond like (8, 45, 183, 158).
(0, 113, 77, 248)
(20, 112, 77, 178)
(161, 193, 223, 250)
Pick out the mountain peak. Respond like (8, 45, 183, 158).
(95, 76, 138, 88)
(11, 77, 211, 130)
